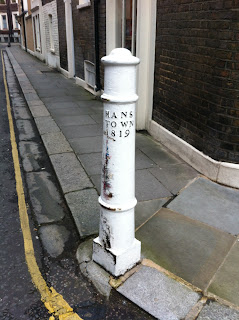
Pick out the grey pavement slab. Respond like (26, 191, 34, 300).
(42, 132, 73, 155)
(136, 208, 235, 290)
(26, 171, 65, 224)
(61, 124, 103, 139)
(207, 241, 239, 306)
(76, 100, 103, 109)
(69, 136, 103, 154)
(50, 152, 93, 194)
(16, 119, 36, 141)
(30, 105, 50, 118)
(37, 89, 67, 98)
(139, 143, 183, 167)
(23, 92, 39, 101)
(45, 101, 80, 110)
(79, 152, 102, 176)
(117, 265, 200, 320)
(19, 141, 45, 172)
(135, 149, 157, 170)
(53, 114, 96, 127)
(135, 198, 169, 229)
(90, 113, 103, 124)
(39, 225, 70, 258)
(49, 107, 94, 116)
(168, 177, 239, 235)
(27, 100, 45, 107)
(65, 189, 100, 237)
(90, 174, 101, 194)
(35, 116, 60, 134)
(135, 169, 172, 201)
(149, 163, 199, 195)
(197, 301, 239, 320)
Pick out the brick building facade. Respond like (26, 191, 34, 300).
(0, 0, 20, 43)
(152, 0, 239, 163)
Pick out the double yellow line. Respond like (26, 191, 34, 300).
(1, 50, 83, 320)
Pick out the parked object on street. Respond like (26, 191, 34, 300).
(93, 48, 141, 276)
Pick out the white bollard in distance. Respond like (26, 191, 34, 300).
(92, 48, 141, 277)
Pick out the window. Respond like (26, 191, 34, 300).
(14, 14, 19, 29)
(2, 15, 8, 29)
(33, 14, 41, 51)
(0, 0, 6, 4)
(48, 14, 54, 52)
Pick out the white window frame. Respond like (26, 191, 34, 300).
(2, 14, 8, 30)
(33, 14, 41, 51)
(12, 12, 19, 29)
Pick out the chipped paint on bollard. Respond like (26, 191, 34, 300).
(93, 48, 141, 277)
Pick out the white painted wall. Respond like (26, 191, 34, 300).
(42, 0, 60, 69)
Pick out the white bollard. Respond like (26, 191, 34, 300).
(93, 48, 141, 277)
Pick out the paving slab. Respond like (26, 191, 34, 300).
(149, 163, 199, 195)
(117, 265, 200, 320)
(65, 189, 100, 237)
(45, 101, 80, 110)
(19, 141, 45, 172)
(49, 107, 94, 116)
(16, 119, 36, 141)
(35, 116, 60, 134)
(26, 171, 65, 224)
(139, 143, 183, 167)
(79, 152, 102, 176)
(50, 152, 93, 194)
(135, 198, 169, 229)
(30, 104, 50, 118)
(61, 124, 103, 139)
(53, 114, 96, 127)
(27, 100, 45, 107)
(136, 208, 235, 290)
(69, 136, 103, 154)
(197, 301, 239, 320)
(42, 132, 73, 155)
(135, 149, 157, 170)
(90, 113, 103, 124)
(168, 177, 239, 235)
(135, 169, 172, 201)
(207, 241, 239, 306)
(39, 225, 70, 258)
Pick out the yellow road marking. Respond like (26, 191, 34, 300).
(1, 50, 83, 320)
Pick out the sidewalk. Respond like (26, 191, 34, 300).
(6, 45, 239, 320)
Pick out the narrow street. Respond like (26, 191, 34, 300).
(0, 43, 155, 320)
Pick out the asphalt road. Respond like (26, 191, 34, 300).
(0, 43, 155, 320)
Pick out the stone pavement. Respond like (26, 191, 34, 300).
(6, 45, 239, 320)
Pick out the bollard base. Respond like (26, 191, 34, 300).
(92, 237, 141, 277)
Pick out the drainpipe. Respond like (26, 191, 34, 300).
(6, 0, 13, 47)
(94, 0, 101, 92)
(21, 0, 27, 52)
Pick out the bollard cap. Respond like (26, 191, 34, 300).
(102, 48, 140, 66)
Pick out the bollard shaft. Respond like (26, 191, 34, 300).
(93, 48, 141, 277)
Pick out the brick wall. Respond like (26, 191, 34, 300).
(152, 0, 239, 163)
(56, 0, 67, 71)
